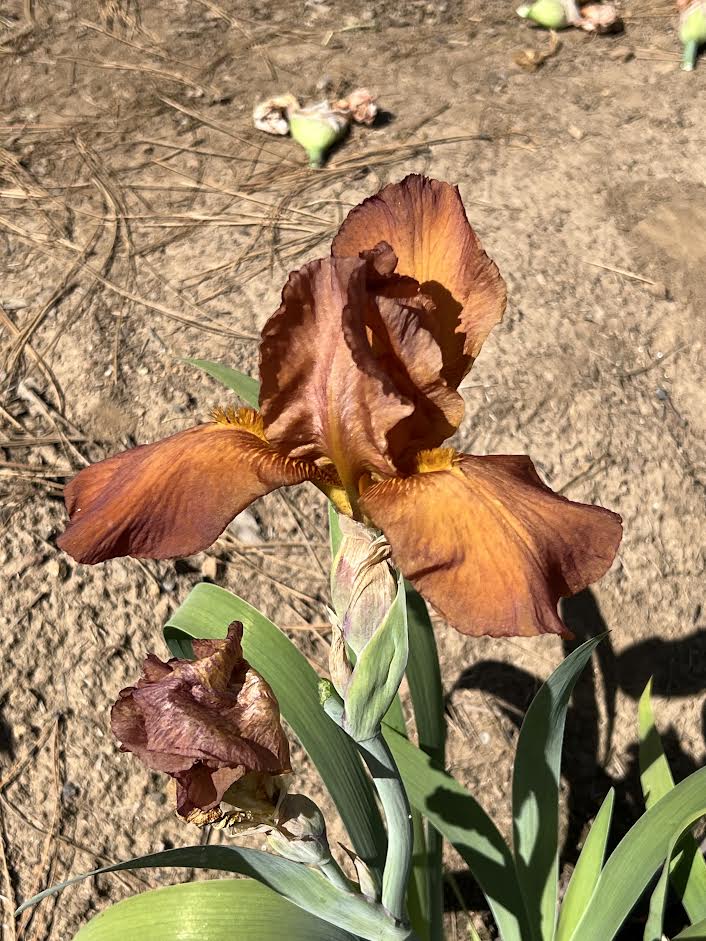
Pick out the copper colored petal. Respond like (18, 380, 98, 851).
(231, 669, 291, 762)
(332, 174, 507, 388)
(177, 621, 246, 690)
(111, 688, 193, 773)
(370, 293, 465, 461)
(110, 688, 148, 754)
(259, 256, 414, 488)
(345, 239, 463, 457)
(175, 765, 242, 814)
(140, 654, 172, 684)
(360, 451, 622, 637)
(110, 624, 290, 814)
(137, 680, 277, 769)
(58, 413, 315, 563)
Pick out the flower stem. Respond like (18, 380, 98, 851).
(357, 732, 413, 924)
(319, 856, 354, 893)
(682, 38, 698, 71)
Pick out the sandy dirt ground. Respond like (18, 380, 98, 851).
(0, 0, 705, 938)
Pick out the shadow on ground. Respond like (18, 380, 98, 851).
(0, 700, 13, 758)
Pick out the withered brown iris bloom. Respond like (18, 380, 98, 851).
(110, 622, 290, 816)
(59, 175, 622, 638)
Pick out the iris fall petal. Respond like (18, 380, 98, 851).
(360, 452, 622, 637)
(58, 413, 315, 563)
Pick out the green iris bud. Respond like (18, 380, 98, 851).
(331, 517, 397, 658)
(517, 0, 569, 29)
(288, 104, 350, 168)
(680, 1, 706, 70)
(329, 517, 408, 743)
(266, 794, 332, 866)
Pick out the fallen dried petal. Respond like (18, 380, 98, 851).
(253, 94, 300, 136)
(578, 3, 623, 32)
(334, 87, 378, 125)
(513, 31, 561, 70)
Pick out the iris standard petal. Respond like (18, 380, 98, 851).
(58, 409, 316, 563)
(332, 174, 507, 389)
(360, 450, 622, 637)
(370, 291, 465, 464)
(259, 255, 414, 489)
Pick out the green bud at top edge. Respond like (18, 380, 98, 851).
(517, 0, 569, 29)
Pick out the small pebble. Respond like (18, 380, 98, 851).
(46, 558, 68, 580)
(147, 789, 168, 807)
(229, 508, 262, 545)
(568, 125, 585, 141)
(62, 781, 80, 803)
(655, 387, 668, 401)
(0, 297, 29, 310)
(607, 47, 634, 62)
(201, 556, 220, 581)
(479, 731, 491, 745)
(160, 572, 177, 593)
(647, 280, 668, 299)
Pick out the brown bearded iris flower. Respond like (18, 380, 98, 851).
(58, 175, 622, 638)
(111, 621, 290, 818)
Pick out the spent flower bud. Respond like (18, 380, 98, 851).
(252, 94, 299, 136)
(111, 622, 290, 819)
(578, 3, 621, 32)
(517, 0, 571, 29)
(329, 515, 408, 742)
(288, 103, 349, 168)
(333, 88, 378, 126)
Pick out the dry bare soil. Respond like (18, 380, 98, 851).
(1, 0, 705, 938)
